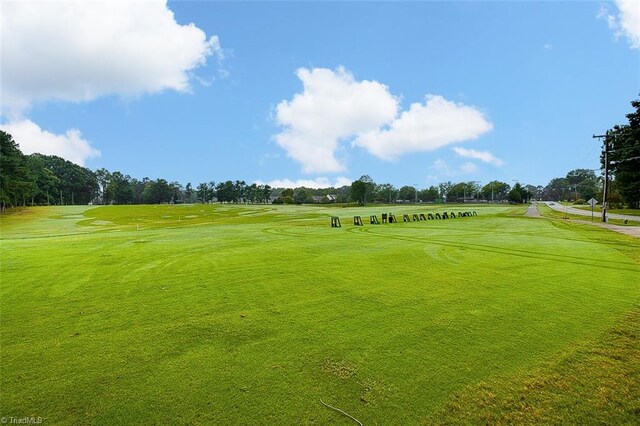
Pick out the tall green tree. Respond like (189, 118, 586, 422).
(543, 177, 568, 201)
(398, 185, 417, 202)
(142, 179, 172, 204)
(565, 169, 599, 202)
(350, 175, 375, 204)
(25, 154, 59, 205)
(604, 98, 640, 208)
(438, 181, 453, 202)
(374, 183, 397, 203)
(196, 182, 208, 202)
(418, 186, 439, 202)
(35, 154, 97, 205)
(107, 171, 134, 204)
(0, 131, 34, 209)
(481, 181, 510, 201)
(350, 180, 367, 205)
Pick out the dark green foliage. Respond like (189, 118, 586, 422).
(508, 182, 531, 204)
(604, 98, 640, 208)
(481, 181, 510, 201)
(35, 154, 98, 205)
(142, 178, 173, 204)
(1, 131, 98, 208)
(0, 131, 34, 208)
(350, 175, 374, 205)
(350, 179, 367, 204)
(418, 186, 439, 202)
(398, 185, 416, 201)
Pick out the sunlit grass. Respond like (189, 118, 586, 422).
(1, 204, 638, 424)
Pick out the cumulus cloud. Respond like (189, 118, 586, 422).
(453, 147, 504, 166)
(1, 0, 221, 115)
(354, 95, 493, 160)
(274, 68, 492, 174)
(600, 0, 640, 49)
(275, 67, 399, 173)
(1, 120, 100, 166)
(256, 176, 352, 189)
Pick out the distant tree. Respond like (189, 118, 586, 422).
(25, 154, 59, 205)
(524, 184, 540, 202)
(507, 182, 530, 204)
(261, 184, 272, 203)
(398, 185, 416, 202)
(276, 187, 294, 204)
(0, 131, 34, 208)
(131, 178, 145, 204)
(37, 154, 98, 205)
(216, 181, 235, 203)
(438, 181, 453, 202)
(142, 179, 172, 204)
(208, 181, 216, 201)
(350, 180, 367, 205)
(294, 188, 312, 204)
(350, 175, 375, 205)
(449, 182, 466, 201)
(565, 169, 599, 202)
(374, 183, 397, 203)
(196, 182, 209, 203)
(95, 168, 112, 204)
(543, 177, 568, 201)
(418, 186, 439, 202)
(481, 181, 509, 201)
(184, 182, 194, 203)
(108, 171, 134, 204)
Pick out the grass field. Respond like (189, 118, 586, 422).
(1, 204, 639, 424)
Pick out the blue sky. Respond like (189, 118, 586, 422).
(1, 1, 639, 189)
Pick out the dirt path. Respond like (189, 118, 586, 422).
(524, 203, 541, 218)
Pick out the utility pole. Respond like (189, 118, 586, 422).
(593, 132, 608, 222)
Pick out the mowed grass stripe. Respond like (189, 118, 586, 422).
(1, 204, 638, 424)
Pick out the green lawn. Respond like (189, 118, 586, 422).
(1, 204, 639, 424)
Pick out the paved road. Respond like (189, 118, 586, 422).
(542, 201, 640, 222)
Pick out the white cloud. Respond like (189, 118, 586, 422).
(453, 147, 504, 166)
(274, 68, 492, 174)
(1, 0, 221, 116)
(256, 176, 353, 189)
(354, 95, 493, 160)
(600, 0, 640, 49)
(1, 120, 100, 166)
(274, 67, 399, 173)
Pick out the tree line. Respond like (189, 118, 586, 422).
(0, 131, 276, 209)
(1, 97, 638, 210)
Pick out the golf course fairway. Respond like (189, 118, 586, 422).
(1, 204, 638, 424)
